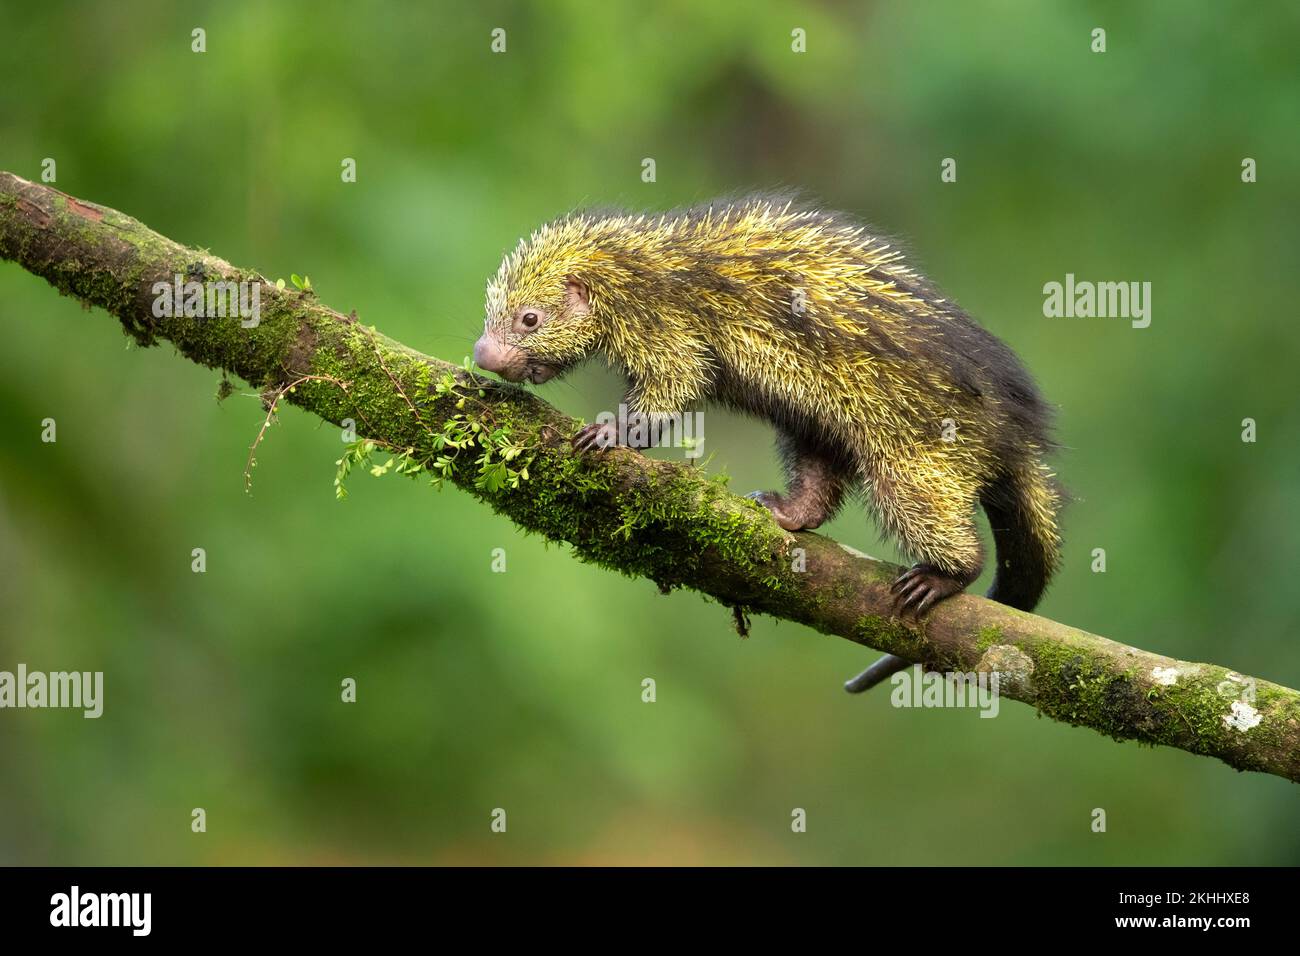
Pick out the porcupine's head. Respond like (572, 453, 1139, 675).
(474, 217, 603, 384)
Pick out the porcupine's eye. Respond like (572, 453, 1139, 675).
(513, 307, 545, 335)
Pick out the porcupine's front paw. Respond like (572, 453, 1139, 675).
(890, 563, 976, 618)
(571, 422, 620, 452)
(745, 491, 807, 531)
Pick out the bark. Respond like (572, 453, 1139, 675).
(2, 170, 1297, 783)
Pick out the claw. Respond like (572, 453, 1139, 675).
(745, 490, 804, 531)
(895, 579, 932, 614)
(913, 589, 942, 616)
(889, 563, 972, 619)
(890, 566, 922, 593)
(571, 422, 617, 452)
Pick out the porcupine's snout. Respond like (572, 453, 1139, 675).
(474, 332, 559, 384)
(473, 332, 525, 381)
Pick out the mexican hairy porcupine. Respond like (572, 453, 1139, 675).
(472, 194, 1063, 624)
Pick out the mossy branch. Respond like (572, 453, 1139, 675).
(2, 170, 1297, 783)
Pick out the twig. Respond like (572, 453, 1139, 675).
(244, 373, 352, 492)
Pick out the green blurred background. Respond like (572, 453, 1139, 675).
(1, 0, 1297, 865)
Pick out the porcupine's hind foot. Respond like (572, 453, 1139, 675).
(866, 459, 984, 620)
(890, 563, 979, 618)
(746, 482, 845, 532)
(846, 560, 979, 697)
(745, 491, 818, 531)
(748, 435, 849, 531)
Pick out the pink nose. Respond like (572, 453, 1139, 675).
(473, 334, 511, 373)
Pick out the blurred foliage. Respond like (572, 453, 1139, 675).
(0, 0, 1297, 865)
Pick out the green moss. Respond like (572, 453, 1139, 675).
(1023, 640, 1153, 742)
(484, 444, 788, 594)
(854, 614, 927, 660)
(976, 625, 1004, 651)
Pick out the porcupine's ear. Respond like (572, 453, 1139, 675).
(564, 275, 590, 314)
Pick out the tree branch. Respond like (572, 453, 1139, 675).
(3, 170, 1297, 783)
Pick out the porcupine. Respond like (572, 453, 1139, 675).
(472, 195, 1063, 691)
